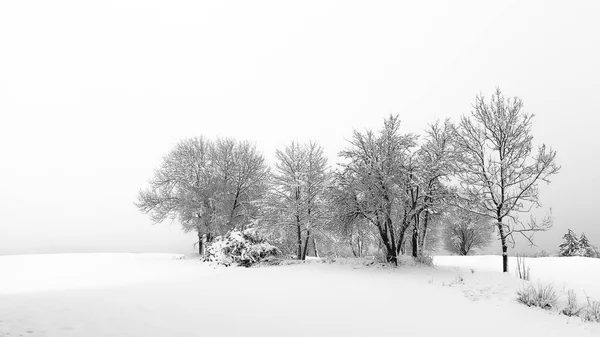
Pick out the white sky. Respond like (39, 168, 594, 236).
(1, 0, 599, 255)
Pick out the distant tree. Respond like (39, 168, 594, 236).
(454, 88, 560, 272)
(577, 233, 596, 257)
(443, 208, 493, 255)
(558, 229, 580, 257)
(268, 141, 330, 260)
(136, 137, 269, 256)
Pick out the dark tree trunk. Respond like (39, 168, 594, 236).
(376, 223, 395, 264)
(386, 249, 397, 264)
(296, 222, 302, 260)
(411, 225, 418, 258)
(497, 218, 508, 272)
(396, 216, 411, 256)
(228, 190, 240, 228)
(302, 230, 311, 260)
(197, 230, 203, 256)
(398, 228, 406, 255)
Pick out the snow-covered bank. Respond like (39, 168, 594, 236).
(0, 254, 598, 336)
(434, 255, 600, 301)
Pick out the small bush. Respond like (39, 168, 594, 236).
(561, 289, 581, 317)
(516, 283, 557, 310)
(206, 228, 280, 267)
(581, 299, 600, 323)
(521, 250, 552, 258)
(415, 255, 433, 266)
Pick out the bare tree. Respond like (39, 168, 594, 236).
(211, 138, 270, 229)
(269, 141, 330, 260)
(136, 137, 216, 255)
(454, 88, 560, 272)
(329, 177, 379, 258)
(408, 119, 457, 257)
(337, 115, 418, 264)
(136, 137, 269, 256)
(443, 207, 492, 255)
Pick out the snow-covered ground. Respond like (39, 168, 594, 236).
(435, 255, 600, 302)
(0, 254, 598, 337)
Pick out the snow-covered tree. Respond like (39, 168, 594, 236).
(329, 177, 380, 257)
(409, 119, 457, 257)
(267, 141, 330, 260)
(558, 229, 580, 257)
(453, 88, 560, 272)
(336, 115, 418, 264)
(136, 137, 269, 256)
(210, 138, 270, 230)
(443, 207, 492, 255)
(577, 233, 596, 257)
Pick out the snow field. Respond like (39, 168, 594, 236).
(0, 254, 598, 336)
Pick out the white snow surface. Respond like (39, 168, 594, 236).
(0, 253, 598, 336)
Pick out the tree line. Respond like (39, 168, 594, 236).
(136, 88, 560, 272)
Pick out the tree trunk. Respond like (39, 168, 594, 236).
(385, 214, 398, 262)
(419, 211, 430, 257)
(385, 249, 397, 264)
(228, 190, 240, 228)
(376, 223, 396, 264)
(357, 236, 363, 257)
(296, 222, 302, 260)
(313, 237, 319, 258)
(497, 218, 508, 272)
(302, 230, 311, 260)
(411, 225, 419, 258)
(197, 230, 203, 256)
(398, 228, 406, 255)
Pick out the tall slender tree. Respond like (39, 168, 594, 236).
(410, 119, 457, 257)
(454, 88, 560, 272)
(268, 141, 330, 260)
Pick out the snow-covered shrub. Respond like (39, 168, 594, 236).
(521, 250, 551, 258)
(415, 255, 433, 266)
(581, 299, 600, 323)
(206, 228, 280, 267)
(560, 289, 581, 317)
(516, 283, 557, 310)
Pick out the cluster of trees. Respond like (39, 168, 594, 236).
(136, 88, 560, 272)
(559, 229, 598, 258)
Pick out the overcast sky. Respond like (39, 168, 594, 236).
(1, 0, 598, 255)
